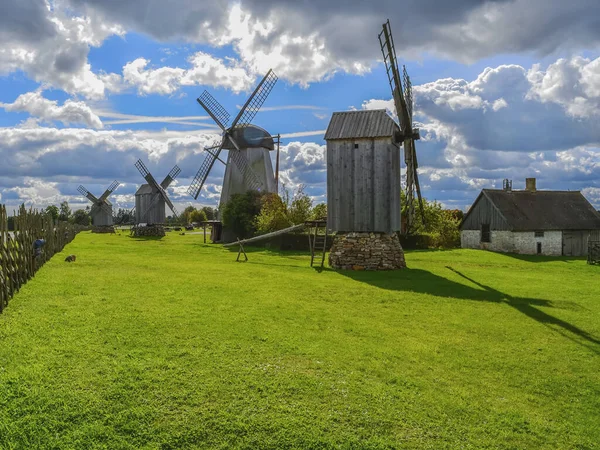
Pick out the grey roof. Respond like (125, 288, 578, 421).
(468, 189, 600, 231)
(223, 124, 275, 150)
(324, 110, 399, 140)
(135, 184, 154, 195)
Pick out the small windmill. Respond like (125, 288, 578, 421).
(78, 181, 120, 226)
(379, 20, 425, 234)
(188, 70, 279, 208)
(134, 159, 180, 224)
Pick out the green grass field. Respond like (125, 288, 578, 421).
(1, 231, 599, 449)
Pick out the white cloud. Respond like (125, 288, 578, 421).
(1, 91, 103, 128)
(122, 52, 255, 95)
(0, 2, 124, 99)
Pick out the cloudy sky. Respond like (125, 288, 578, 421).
(2, 0, 600, 214)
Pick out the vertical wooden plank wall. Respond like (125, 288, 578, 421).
(0, 204, 83, 313)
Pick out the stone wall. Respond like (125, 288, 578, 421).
(131, 225, 165, 237)
(329, 232, 406, 270)
(514, 230, 562, 256)
(461, 229, 563, 255)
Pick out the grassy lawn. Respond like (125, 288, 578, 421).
(1, 231, 599, 449)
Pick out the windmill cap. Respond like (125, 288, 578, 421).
(223, 124, 275, 150)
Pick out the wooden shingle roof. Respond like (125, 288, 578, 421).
(324, 110, 399, 140)
(465, 189, 600, 231)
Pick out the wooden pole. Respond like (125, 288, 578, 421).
(275, 134, 280, 190)
(223, 223, 305, 248)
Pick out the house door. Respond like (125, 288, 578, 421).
(563, 231, 586, 256)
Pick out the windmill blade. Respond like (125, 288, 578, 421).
(77, 185, 100, 204)
(160, 166, 181, 189)
(411, 141, 426, 226)
(197, 91, 230, 131)
(79, 185, 112, 216)
(188, 139, 225, 200)
(99, 180, 120, 202)
(226, 134, 265, 191)
(402, 65, 413, 122)
(378, 20, 412, 136)
(135, 159, 160, 187)
(230, 69, 278, 128)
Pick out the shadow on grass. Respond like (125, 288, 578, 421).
(339, 266, 600, 353)
(127, 235, 164, 241)
(499, 253, 584, 264)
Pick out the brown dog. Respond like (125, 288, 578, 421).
(64, 255, 77, 262)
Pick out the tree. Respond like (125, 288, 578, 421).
(45, 205, 59, 223)
(221, 190, 263, 238)
(181, 205, 196, 224)
(254, 193, 291, 234)
(58, 201, 71, 222)
(72, 209, 91, 226)
(201, 206, 216, 221)
(311, 203, 327, 220)
(287, 185, 312, 225)
(114, 208, 134, 225)
(402, 191, 461, 248)
(190, 209, 207, 224)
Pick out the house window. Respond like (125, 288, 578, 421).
(537, 242, 542, 254)
(354, 143, 359, 149)
(535, 231, 544, 238)
(481, 224, 491, 243)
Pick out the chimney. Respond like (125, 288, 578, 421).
(525, 178, 537, 192)
(503, 179, 512, 191)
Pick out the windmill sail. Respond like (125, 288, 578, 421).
(379, 20, 425, 233)
(188, 141, 224, 200)
(135, 159, 179, 218)
(231, 69, 278, 128)
(197, 91, 230, 131)
(191, 70, 279, 201)
(78, 184, 113, 215)
(99, 180, 120, 202)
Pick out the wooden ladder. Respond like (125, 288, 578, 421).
(308, 220, 328, 268)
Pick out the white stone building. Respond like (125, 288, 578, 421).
(460, 178, 600, 256)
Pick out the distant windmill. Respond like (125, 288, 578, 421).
(378, 20, 425, 234)
(134, 159, 180, 224)
(78, 181, 119, 226)
(188, 70, 279, 209)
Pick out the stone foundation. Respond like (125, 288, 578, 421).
(131, 224, 165, 237)
(328, 232, 406, 270)
(92, 225, 116, 234)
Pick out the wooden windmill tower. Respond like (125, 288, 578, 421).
(188, 70, 279, 211)
(134, 159, 180, 224)
(379, 19, 425, 235)
(325, 20, 419, 270)
(78, 181, 119, 227)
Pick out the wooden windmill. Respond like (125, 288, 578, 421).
(188, 70, 279, 209)
(134, 159, 180, 224)
(77, 181, 119, 226)
(379, 19, 425, 235)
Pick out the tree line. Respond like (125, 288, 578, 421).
(220, 186, 463, 248)
(6, 201, 219, 230)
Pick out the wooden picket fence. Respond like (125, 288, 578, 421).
(0, 204, 83, 313)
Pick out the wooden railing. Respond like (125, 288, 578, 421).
(0, 205, 84, 313)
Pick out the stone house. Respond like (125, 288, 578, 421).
(460, 178, 600, 256)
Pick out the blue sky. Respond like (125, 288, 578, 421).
(1, 0, 600, 214)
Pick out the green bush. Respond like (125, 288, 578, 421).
(222, 190, 263, 238)
(254, 193, 292, 234)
